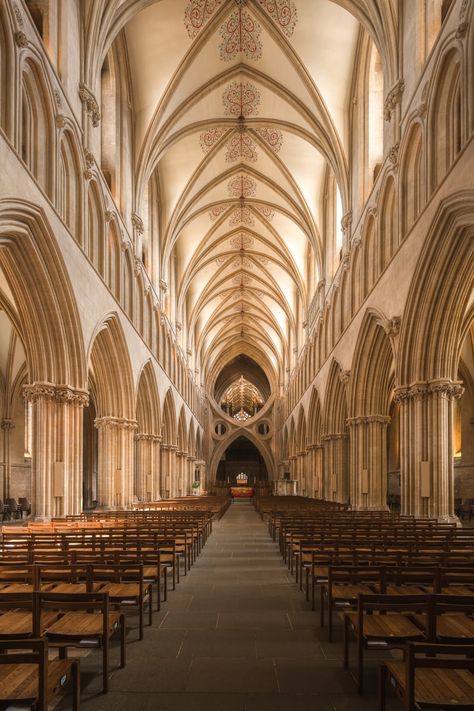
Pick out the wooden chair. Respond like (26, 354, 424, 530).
(38, 591, 125, 694)
(0, 637, 80, 711)
(344, 593, 431, 694)
(89, 562, 152, 640)
(321, 565, 382, 641)
(379, 642, 474, 710)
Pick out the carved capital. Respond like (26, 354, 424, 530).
(94, 416, 138, 430)
(83, 149, 95, 180)
(394, 380, 464, 403)
(384, 79, 405, 121)
(22, 382, 57, 402)
(55, 386, 89, 407)
(55, 114, 66, 129)
(79, 83, 101, 127)
(159, 280, 168, 292)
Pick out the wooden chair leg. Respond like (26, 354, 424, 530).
(72, 658, 80, 711)
(102, 636, 109, 694)
(148, 585, 153, 625)
(139, 598, 144, 640)
(357, 631, 364, 695)
(379, 664, 387, 711)
(343, 615, 350, 669)
(120, 613, 126, 668)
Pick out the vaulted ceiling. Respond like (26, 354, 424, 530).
(122, 0, 362, 391)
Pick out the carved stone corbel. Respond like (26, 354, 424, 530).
(384, 79, 405, 122)
(79, 83, 101, 127)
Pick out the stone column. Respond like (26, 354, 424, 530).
(289, 455, 298, 492)
(151, 435, 162, 500)
(297, 450, 307, 495)
(95, 416, 137, 509)
(307, 444, 323, 498)
(22, 383, 88, 519)
(322, 433, 349, 503)
(160, 443, 170, 498)
(169, 445, 178, 497)
(395, 380, 463, 520)
(1, 419, 15, 502)
(187, 455, 196, 495)
(348, 415, 391, 510)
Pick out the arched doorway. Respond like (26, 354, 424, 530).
(216, 436, 268, 486)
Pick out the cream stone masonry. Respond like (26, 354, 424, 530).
(0, 0, 472, 519)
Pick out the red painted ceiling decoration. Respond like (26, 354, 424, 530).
(229, 204, 255, 226)
(225, 132, 258, 162)
(255, 126, 283, 153)
(209, 204, 229, 220)
(254, 204, 275, 220)
(228, 174, 257, 197)
(230, 233, 254, 249)
(258, 0, 298, 37)
(223, 81, 260, 117)
(200, 126, 228, 153)
(219, 2, 263, 61)
(184, 0, 224, 38)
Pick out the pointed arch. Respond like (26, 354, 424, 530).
(378, 174, 397, 268)
(0, 200, 85, 387)
(88, 314, 135, 418)
(400, 122, 424, 236)
(58, 129, 83, 240)
(428, 46, 463, 192)
(20, 56, 54, 196)
(209, 429, 274, 484)
(87, 180, 106, 277)
(349, 310, 395, 417)
(136, 360, 161, 435)
(308, 387, 322, 446)
(398, 191, 474, 383)
(162, 387, 177, 446)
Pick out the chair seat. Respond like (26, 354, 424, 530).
(98, 582, 142, 599)
(46, 610, 121, 636)
(386, 660, 474, 706)
(49, 582, 101, 594)
(437, 614, 474, 640)
(331, 584, 375, 601)
(441, 585, 474, 596)
(0, 610, 59, 635)
(346, 611, 425, 639)
(385, 585, 428, 595)
(0, 659, 72, 700)
(0, 584, 35, 594)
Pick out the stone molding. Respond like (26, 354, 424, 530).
(346, 415, 391, 426)
(23, 383, 89, 407)
(135, 433, 162, 443)
(394, 380, 464, 403)
(79, 83, 101, 127)
(94, 416, 138, 430)
(321, 433, 349, 441)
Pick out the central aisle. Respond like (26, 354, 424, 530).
(76, 501, 400, 711)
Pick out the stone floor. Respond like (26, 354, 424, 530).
(58, 500, 404, 710)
